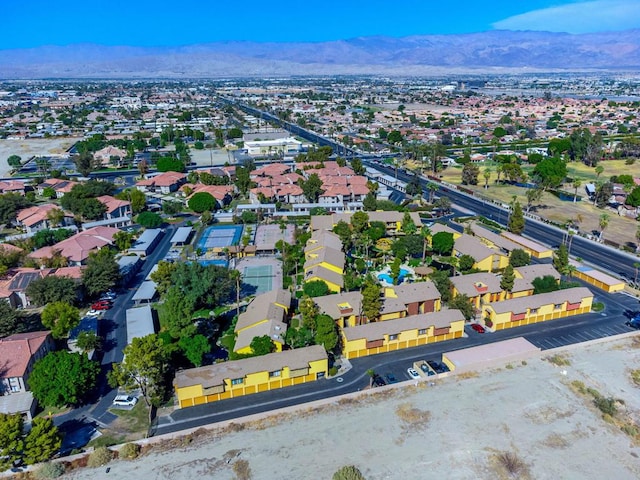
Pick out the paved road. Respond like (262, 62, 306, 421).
(152, 279, 640, 437)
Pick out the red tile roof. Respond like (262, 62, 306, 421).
(0, 331, 51, 378)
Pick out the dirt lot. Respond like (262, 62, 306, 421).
(0, 138, 73, 177)
(61, 335, 640, 480)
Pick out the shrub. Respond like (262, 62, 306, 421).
(328, 366, 339, 376)
(592, 302, 604, 312)
(87, 447, 113, 468)
(188, 192, 216, 213)
(119, 442, 141, 460)
(232, 459, 252, 480)
(496, 451, 527, 476)
(35, 462, 66, 479)
(594, 396, 618, 417)
(333, 465, 367, 480)
(136, 211, 163, 228)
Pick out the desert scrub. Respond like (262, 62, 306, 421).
(119, 442, 141, 460)
(232, 459, 252, 480)
(35, 462, 65, 479)
(545, 354, 571, 366)
(87, 447, 113, 468)
(333, 465, 367, 480)
(495, 451, 529, 478)
(630, 369, 640, 387)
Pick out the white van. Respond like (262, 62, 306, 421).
(112, 395, 138, 407)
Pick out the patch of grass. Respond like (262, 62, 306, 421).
(592, 302, 605, 312)
(109, 401, 150, 433)
(88, 434, 126, 448)
(545, 354, 571, 366)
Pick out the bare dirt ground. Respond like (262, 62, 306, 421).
(62, 335, 640, 480)
(0, 139, 74, 177)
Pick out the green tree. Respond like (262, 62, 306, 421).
(350, 158, 365, 175)
(406, 175, 422, 196)
(136, 211, 163, 228)
(333, 465, 366, 480)
(108, 334, 170, 408)
(82, 248, 121, 297)
(178, 334, 210, 367)
(508, 200, 525, 234)
(303, 280, 330, 298)
(532, 275, 560, 294)
(0, 413, 24, 470)
(401, 212, 417, 235)
(0, 192, 32, 224)
(458, 254, 475, 272)
(333, 220, 352, 250)
(113, 230, 135, 251)
(430, 269, 453, 303)
(461, 163, 480, 185)
(40, 302, 80, 339)
(361, 277, 381, 321)
(363, 192, 377, 211)
(509, 249, 531, 267)
(299, 296, 320, 331)
(7, 155, 22, 169)
(188, 192, 216, 213)
(500, 264, 515, 292)
(162, 200, 182, 215)
(351, 211, 370, 235)
(76, 331, 101, 352)
(448, 294, 475, 321)
(128, 188, 147, 214)
(0, 301, 19, 338)
(300, 173, 324, 202)
(22, 417, 62, 465)
(200, 210, 213, 225)
(314, 314, 338, 352)
(234, 166, 252, 196)
(41, 186, 56, 199)
(149, 260, 177, 296)
(553, 244, 570, 277)
(250, 335, 276, 356)
(29, 351, 99, 407)
(431, 231, 454, 256)
(73, 151, 99, 176)
(532, 156, 567, 189)
(26, 276, 77, 307)
(599, 213, 610, 241)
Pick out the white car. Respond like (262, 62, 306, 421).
(407, 368, 421, 380)
(86, 309, 101, 317)
(113, 395, 138, 407)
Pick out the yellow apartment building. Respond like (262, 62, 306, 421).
(234, 289, 291, 355)
(174, 345, 328, 408)
(341, 309, 466, 359)
(453, 234, 510, 272)
(500, 231, 553, 259)
(483, 287, 593, 331)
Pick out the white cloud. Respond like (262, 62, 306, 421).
(492, 0, 640, 33)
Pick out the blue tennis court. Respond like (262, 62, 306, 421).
(197, 225, 243, 251)
(243, 265, 273, 295)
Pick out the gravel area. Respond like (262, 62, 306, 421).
(0, 138, 74, 177)
(58, 335, 640, 480)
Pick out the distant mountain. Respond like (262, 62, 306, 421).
(1, 30, 639, 78)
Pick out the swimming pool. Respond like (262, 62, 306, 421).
(377, 268, 410, 284)
(198, 259, 229, 268)
(197, 225, 243, 251)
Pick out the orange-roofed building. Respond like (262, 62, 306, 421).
(0, 331, 55, 395)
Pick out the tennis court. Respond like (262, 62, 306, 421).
(197, 225, 243, 251)
(243, 264, 273, 295)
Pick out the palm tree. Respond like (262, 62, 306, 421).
(572, 178, 582, 203)
(421, 226, 432, 262)
(495, 163, 503, 184)
(483, 168, 491, 189)
(635, 225, 640, 252)
(595, 165, 604, 180)
(230, 270, 242, 317)
(427, 183, 439, 203)
(598, 213, 610, 242)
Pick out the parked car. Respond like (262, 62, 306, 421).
(86, 310, 101, 317)
(385, 373, 398, 384)
(407, 368, 421, 380)
(91, 303, 111, 311)
(372, 375, 386, 387)
(471, 324, 486, 333)
(626, 316, 640, 329)
(100, 293, 116, 301)
(112, 395, 138, 407)
(427, 360, 449, 374)
(419, 362, 435, 376)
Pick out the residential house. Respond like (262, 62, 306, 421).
(28, 226, 119, 265)
(15, 204, 75, 235)
(174, 345, 328, 408)
(0, 266, 83, 308)
(341, 309, 466, 359)
(310, 211, 422, 235)
(0, 180, 25, 195)
(36, 178, 79, 198)
(482, 287, 593, 331)
(94, 146, 128, 167)
(136, 171, 186, 194)
(234, 289, 291, 355)
(0, 331, 55, 395)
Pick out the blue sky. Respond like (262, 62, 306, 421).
(3, 0, 639, 49)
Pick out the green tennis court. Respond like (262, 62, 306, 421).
(243, 265, 273, 294)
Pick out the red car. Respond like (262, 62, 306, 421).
(91, 302, 111, 311)
(471, 324, 485, 333)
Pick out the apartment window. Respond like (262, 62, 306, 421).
(554, 303, 562, 310)
(231, 378, 243, 385)
(269, 370, 281, 378)
(389, 334, 398, 341)
(418, 329, 427, 335)
(530, 308, 538, 314)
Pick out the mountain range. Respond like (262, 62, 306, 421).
(1, 30, 639, 78)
